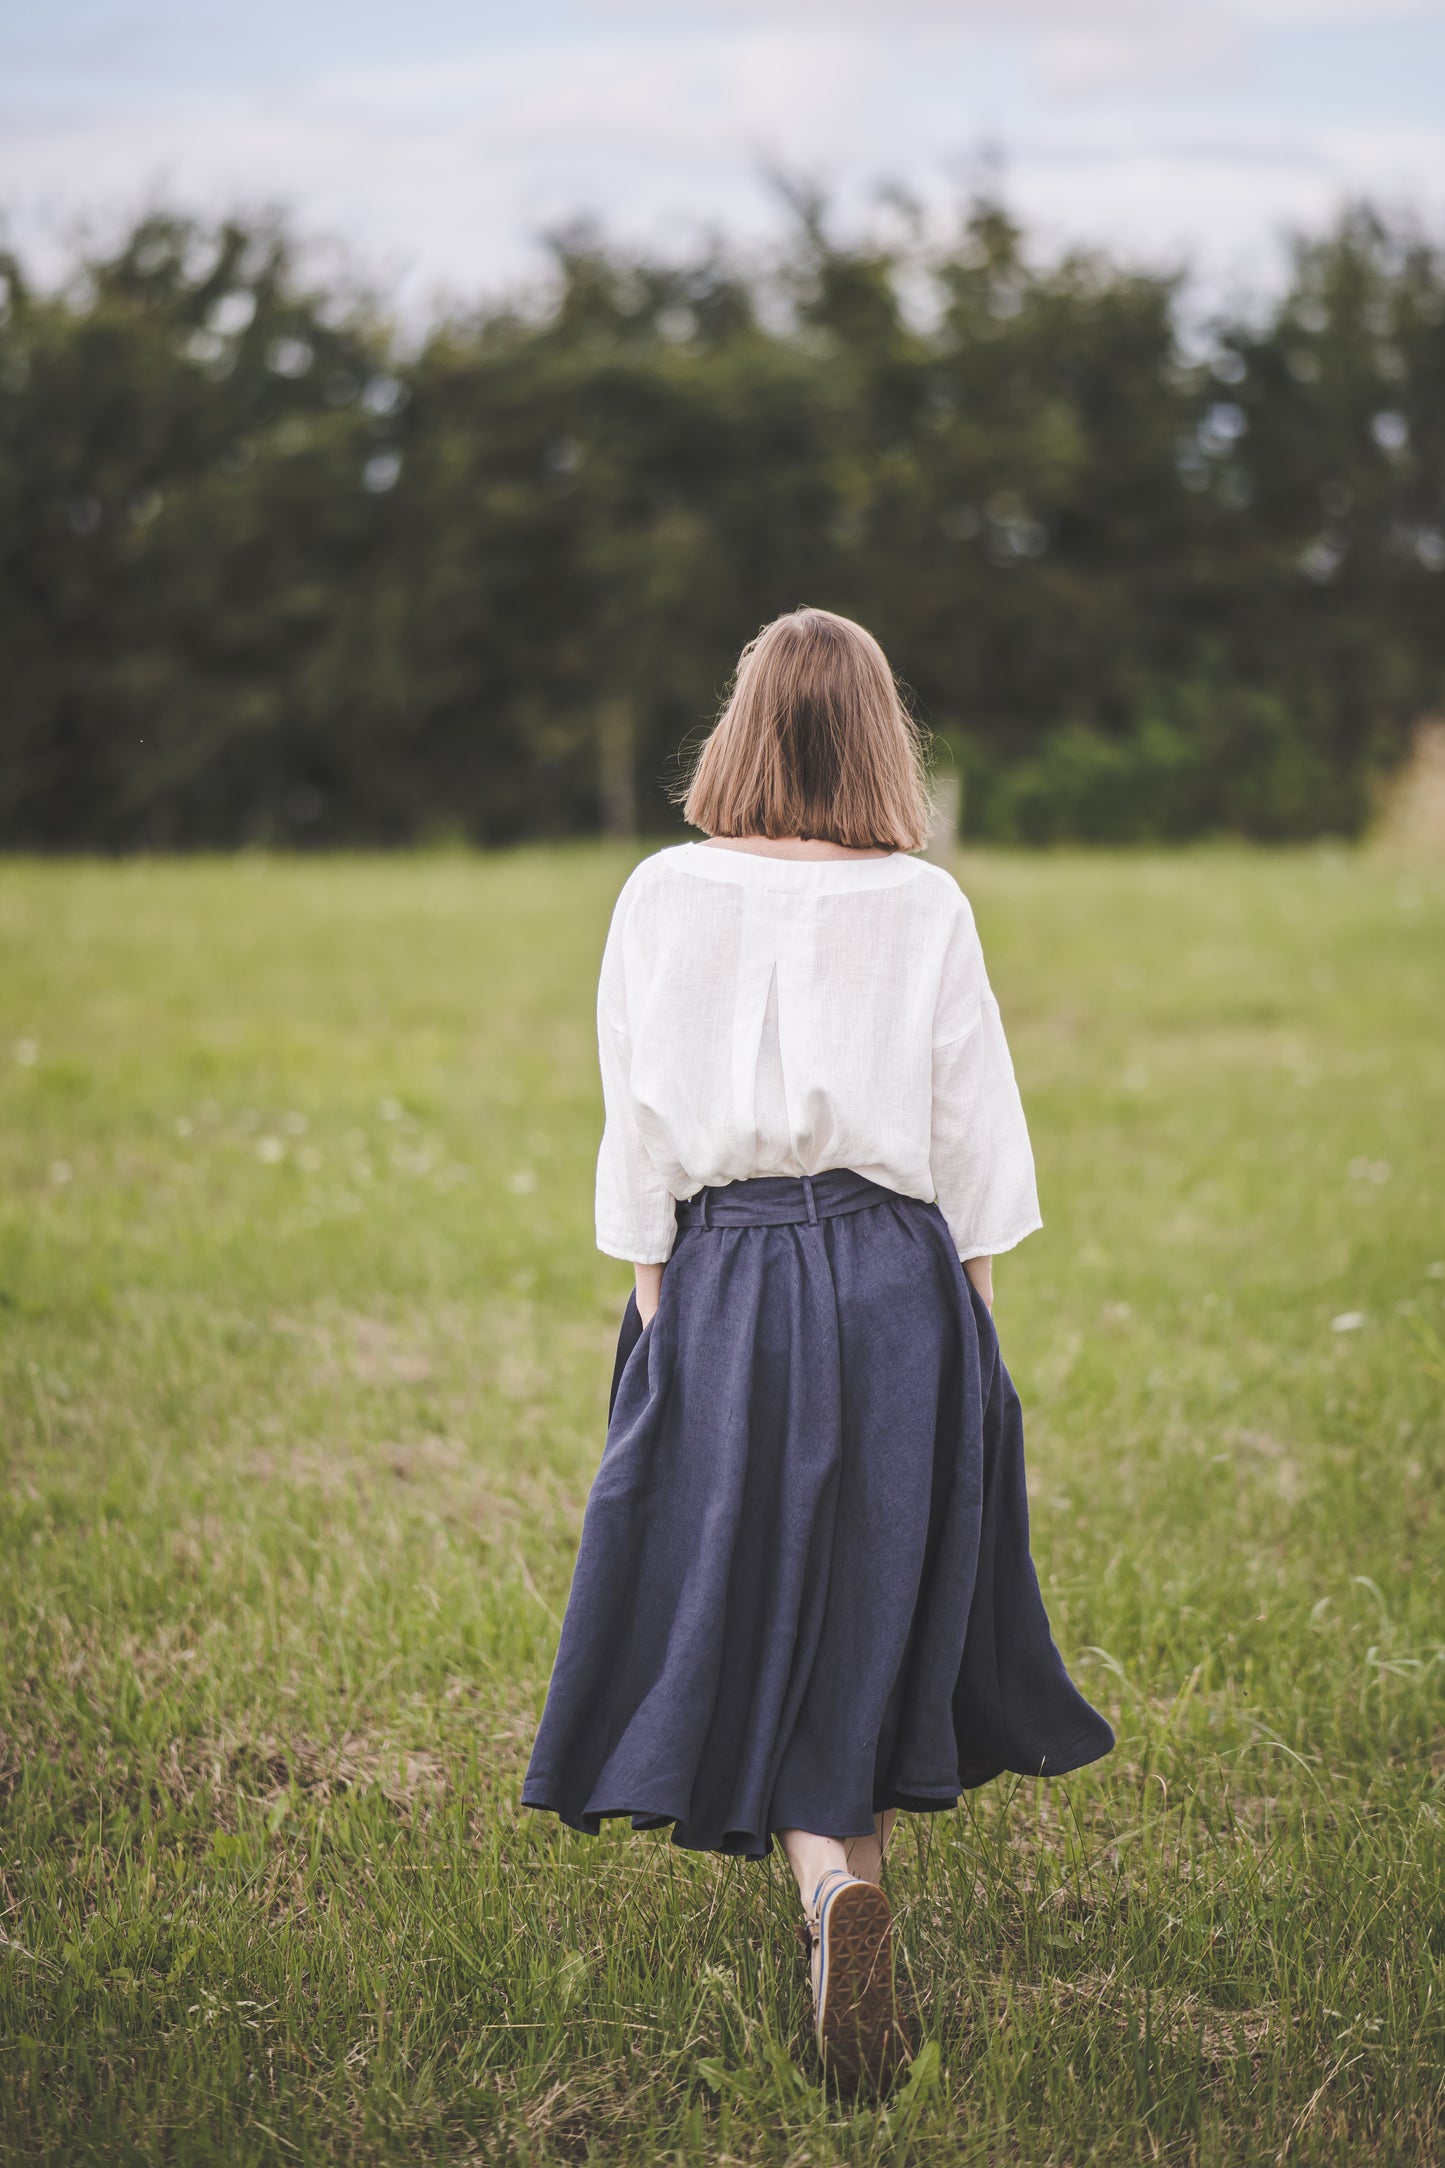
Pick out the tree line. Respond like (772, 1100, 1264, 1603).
(1, 196, 1441, 849)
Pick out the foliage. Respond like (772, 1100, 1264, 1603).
(0, 199, 1443, 847)
(1, 843, 1443, 2160)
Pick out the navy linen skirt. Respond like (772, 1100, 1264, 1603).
(522, 1170, 1112, 1859)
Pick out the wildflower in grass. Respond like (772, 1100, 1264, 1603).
(13, 1037, 38, 1065)
(49, 1159, 72, 1185)
(1331, 1311, 1367, 1332)
(255, 1136, 285, 1164)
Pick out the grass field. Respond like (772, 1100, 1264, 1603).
(1, 843, 1443, 2166)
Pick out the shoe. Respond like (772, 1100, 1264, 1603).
(804, 1868, 903, 2091)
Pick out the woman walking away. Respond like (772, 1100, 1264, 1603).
(523, 608, 1114, 2089)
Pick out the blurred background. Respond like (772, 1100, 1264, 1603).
(2, 0, 1444, 852)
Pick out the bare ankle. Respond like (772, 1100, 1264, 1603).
(844, 1809, 896, 1886)
(844, 1834, 882, 1883)
(779, 1829, 849, 1909)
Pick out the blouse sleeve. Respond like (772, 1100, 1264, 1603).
(929, 893, 1043, 1261)
(594, 880, 679, 1266)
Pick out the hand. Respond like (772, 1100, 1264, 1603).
(963, 1254, 994, 1311)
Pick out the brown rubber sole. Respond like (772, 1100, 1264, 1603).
(814, 1879, 908, 2092)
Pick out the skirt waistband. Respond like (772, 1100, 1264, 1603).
(674, 1168, 906, 1231)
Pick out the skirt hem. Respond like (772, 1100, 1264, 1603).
(522, 1172, 1115, 1858)
(520, 1715, 1115, 1861)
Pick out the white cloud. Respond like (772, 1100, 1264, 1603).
(1, 10, 1441, 318)
(1252, 0, 1444, 22)
(1035, 23, 1249, 99)
(3, 28, 909, 311)
(588, 0, 1445, 25)
(1003, 120, 1445, 287)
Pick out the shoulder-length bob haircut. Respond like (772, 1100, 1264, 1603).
(678, 608, 932, 852)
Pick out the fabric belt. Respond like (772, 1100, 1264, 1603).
(673, 1168, 908, 1232)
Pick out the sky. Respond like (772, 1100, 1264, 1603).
(3, 1, 1444, 317)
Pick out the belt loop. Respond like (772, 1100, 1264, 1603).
(699, 1184, 711, 1231)
(801, 1173, 818, 1226)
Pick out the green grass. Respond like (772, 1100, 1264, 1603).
(1, 841, 1442, 2166)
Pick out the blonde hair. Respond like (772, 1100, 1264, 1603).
(679, 608, 932, 851)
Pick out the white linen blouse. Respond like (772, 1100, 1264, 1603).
(595, 841, 1043, 1266)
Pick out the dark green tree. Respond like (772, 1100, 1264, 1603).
(0, 196, 1441, 849)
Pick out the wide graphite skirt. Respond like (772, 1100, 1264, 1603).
(522, 1170, 1113, 1858)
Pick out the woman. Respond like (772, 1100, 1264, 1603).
(523, 608, 1113, 2087)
